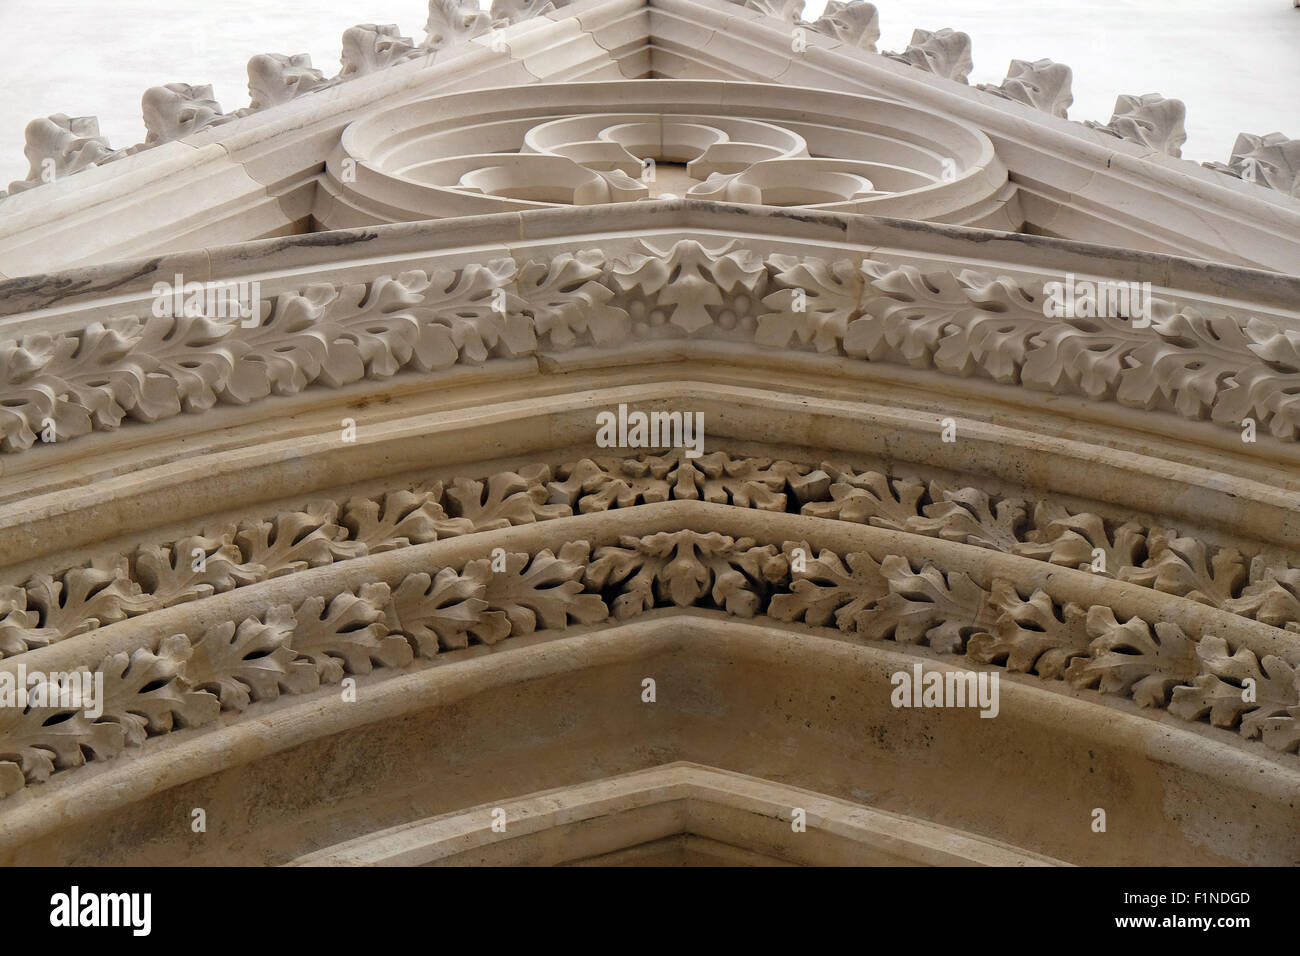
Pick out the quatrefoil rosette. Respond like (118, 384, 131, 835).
(317, 79, 1009, 227)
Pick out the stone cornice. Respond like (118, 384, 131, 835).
(11, 203, 1300, 321)
(3, 227, 1299, 462)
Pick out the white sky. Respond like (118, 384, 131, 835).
(0, 0, 1296, 186)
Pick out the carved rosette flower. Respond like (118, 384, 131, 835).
(611, 241, 766, 336)
(586, 530, 785, 618)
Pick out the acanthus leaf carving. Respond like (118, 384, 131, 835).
(1066, 608, 1198, 707)
(5, 507, 1300, 797)
(133, 534, 258, 608)
(769, 541, 888, 631)
(4, 249, 1299, 454)
(547, 457, 671, 513)
(342, 487, 473, 552)
(445, 466, 570, 529)
(548, 454, 804, 513)
(234, 502, 366, 580)
(290, 583, 411, 682)
(1013, 501, 1145, 576)
(758, 256, 865, 352)
(866, 556, 988, 653)
(663, 453, 800, 510)
(95, 634, 221, 744)
(902, 483, 1026, 553)
(846, 261, 975, 367)
(0, 687, 126, 785)
(0, 335, 77, 451)
(1168, 634, 1299, 737)
(1119, 528, 1246, 609)
(799, 465, 925, 529)
(1116, 307, 1254, 419)
(466, 543, 608, 636)
(184, 607, 318, 711)
(967, 581, 1091, 678)
(388, 567, 495, 654)
(417, 260, 533, 364)
(0, 586, 59, 658)
(932, 270, 1043, 384)
(1226, 562, 1300, 633)
(515, 251, 630, 349)
(24, 564, 153, 639)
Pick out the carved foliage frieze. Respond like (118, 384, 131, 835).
(4, 243, 1299, 454)
(4, 454, 1297, 668)
(4, 515, 1298, 798)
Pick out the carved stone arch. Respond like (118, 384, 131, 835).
(1, 0, 1299, 869)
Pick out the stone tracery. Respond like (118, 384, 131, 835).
(318, 81, 1004, 226)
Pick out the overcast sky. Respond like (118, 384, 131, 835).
(0, 0, 1296, 187)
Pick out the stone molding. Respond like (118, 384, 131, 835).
(4, 452, 1298, 661)
(3, 499, 1298, 800)
(290, 762, 1064, 865)
(4, 238, 1299, 457)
